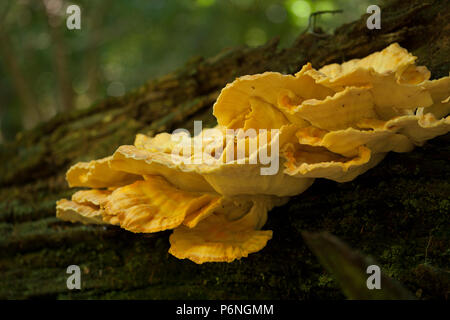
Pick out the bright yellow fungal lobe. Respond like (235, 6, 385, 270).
(399, 65, 431, 85)
(313, 44, 433, 111)
(66, 156, 141, 188)
(169, 196, 284, 264)
(296, 126, 414, 158)
(104, 175, 222, 233)
(243, 97, 289, 130)
(110, 145, 215, 193)
(169, 214, 273, 264)
(281, 144, 379, 182)
(56, 199, 107, 225)
(422, 76, 450, 119)
(295, 86, 376, 131)
(212, 71, 333, 129)
(56, 43, 450, 264)
(72, 189, 111, 207)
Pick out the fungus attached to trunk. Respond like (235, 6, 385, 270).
(56, 43, 450, 264)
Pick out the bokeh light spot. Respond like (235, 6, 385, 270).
(196, 0, 215, 7)
(76, 94, 91, 110)
(104, 63, 123, 82)
(314, 0, 335, 11)
(290, 0, 311, 18)
(245, 28, 267, 47)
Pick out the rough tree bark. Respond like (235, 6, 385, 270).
(0, 0, 449, 299)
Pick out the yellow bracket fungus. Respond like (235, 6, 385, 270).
(57, 43, 450, 264)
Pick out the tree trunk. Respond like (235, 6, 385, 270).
(0, 0, 449, 299)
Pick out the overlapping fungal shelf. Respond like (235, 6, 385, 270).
(57, 44, 450, 264)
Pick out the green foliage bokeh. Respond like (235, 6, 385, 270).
(0, 0, 381, 142)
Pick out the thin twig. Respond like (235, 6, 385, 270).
(302, 10, 343, 38)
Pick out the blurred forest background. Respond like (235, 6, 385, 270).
(0, 0, 381, 144)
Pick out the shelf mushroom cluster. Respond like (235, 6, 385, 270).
(57, 43, 450, 264)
